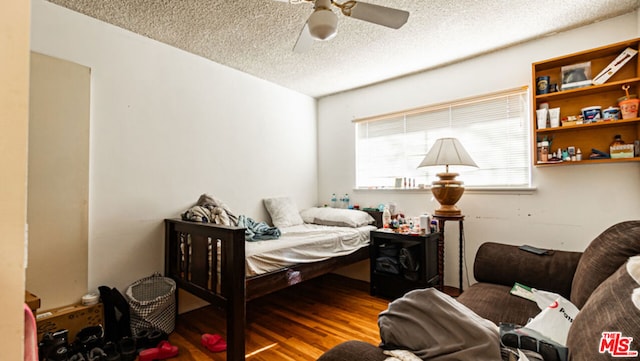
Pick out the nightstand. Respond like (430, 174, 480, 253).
(369, 230, 441, 299)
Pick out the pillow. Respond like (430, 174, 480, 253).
(300, 207, 374, 228)
(570, 220, 640, 309)
(566, 261, 640, 360)
(263, 197, 304, 228)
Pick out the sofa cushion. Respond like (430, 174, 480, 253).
(566, 262, 640, 360)
(570, 221, 640, 308)
(457, 282, 541, 326)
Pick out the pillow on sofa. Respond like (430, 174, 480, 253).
(570, 220, 640, 309)
(263, 197, 304, 228)
(300, 207, 375, 228)
(566, 260, 640, 360)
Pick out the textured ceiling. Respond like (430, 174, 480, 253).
(47, 0, 640, 98)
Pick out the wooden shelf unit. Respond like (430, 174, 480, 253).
(532, 38, 640, 166)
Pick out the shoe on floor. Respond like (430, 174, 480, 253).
(87, 347, 108, 361)
(137, 340, 178, 361)
(201, 333, 227, 353)
(102, 341, 120, 361)
(134, 328, 169, 352)
(118, 337, 137, 361)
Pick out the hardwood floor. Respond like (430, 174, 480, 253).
(168, 274, 390, 360)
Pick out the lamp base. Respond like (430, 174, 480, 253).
(433, 207, 463, 217)
(431, 172, 465, 217)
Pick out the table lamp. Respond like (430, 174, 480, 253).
(417, 138, 477, 216)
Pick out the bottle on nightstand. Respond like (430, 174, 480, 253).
(382, 207, 392, 228)
(430, 220, 438, 233)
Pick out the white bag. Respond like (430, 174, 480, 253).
(525, 292, 579, 346)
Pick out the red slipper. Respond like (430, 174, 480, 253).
(138, 340, 179, 361)
(201, 333, 227, 352)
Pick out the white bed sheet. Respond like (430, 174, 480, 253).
(244, 223, 376, 276)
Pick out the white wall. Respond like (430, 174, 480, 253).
(30, 0, 317, 295)
(318, 13, 640, 288)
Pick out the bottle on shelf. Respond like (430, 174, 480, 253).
(342, 193, 350, 209)
(330, 193, 337, 208)
(540, 141, 549, 162)
(610, 134, 625, 147)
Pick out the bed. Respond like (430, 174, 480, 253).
(164, 201, 382, 361)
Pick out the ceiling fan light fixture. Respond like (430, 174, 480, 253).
(307, 9, 338, 40)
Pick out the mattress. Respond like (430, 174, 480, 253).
(244, 223, 376, 276)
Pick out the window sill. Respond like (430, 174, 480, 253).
(353, 187, 536, 195)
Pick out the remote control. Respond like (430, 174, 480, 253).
(519, 244, 551, 255)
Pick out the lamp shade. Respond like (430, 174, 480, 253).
(418, 138, 478, 169)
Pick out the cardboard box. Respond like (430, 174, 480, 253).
(36, 303, 103, 343)
(610, 144, 635, 159)
(593, 47, 638, 85)
(25, 291, 41, 313)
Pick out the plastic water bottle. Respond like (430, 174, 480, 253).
(343, 193, 350, 209)
(331, 193, 337, 208)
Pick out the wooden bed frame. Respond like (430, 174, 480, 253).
(164, 213, 381, 361)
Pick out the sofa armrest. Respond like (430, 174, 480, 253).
(473, 242, 582, 299)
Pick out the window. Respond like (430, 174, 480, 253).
(355, 87, 531, 189)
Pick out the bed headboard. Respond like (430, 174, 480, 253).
(364, 209, 383, 228)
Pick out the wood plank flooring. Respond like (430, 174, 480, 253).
(167, 274, 390, 360)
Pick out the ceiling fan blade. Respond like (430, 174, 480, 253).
(343, 1, 409, 29)
(293, 22, 315, 53)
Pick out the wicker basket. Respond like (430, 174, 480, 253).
(125, 273, 176, 334)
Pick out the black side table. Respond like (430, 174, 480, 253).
(433, 215, 465, 294)
(369, 230, 442, 299)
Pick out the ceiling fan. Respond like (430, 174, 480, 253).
(277, 0, 410, 52)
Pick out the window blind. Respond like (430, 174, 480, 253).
(355, 87, 531, 188)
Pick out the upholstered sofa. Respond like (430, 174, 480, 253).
(318, 220, 640, 361)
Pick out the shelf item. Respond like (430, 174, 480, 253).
(369, 231, 441, 300)
(560, 61, 592, 91)
(593, 47, 638, 85)
(532, 38, 640, 166)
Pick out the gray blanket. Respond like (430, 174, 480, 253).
(237, 215, 281, 241)
(181, 194, 238, 225)
(378, 288, 502, 361)
(181, 194, 280, 241)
